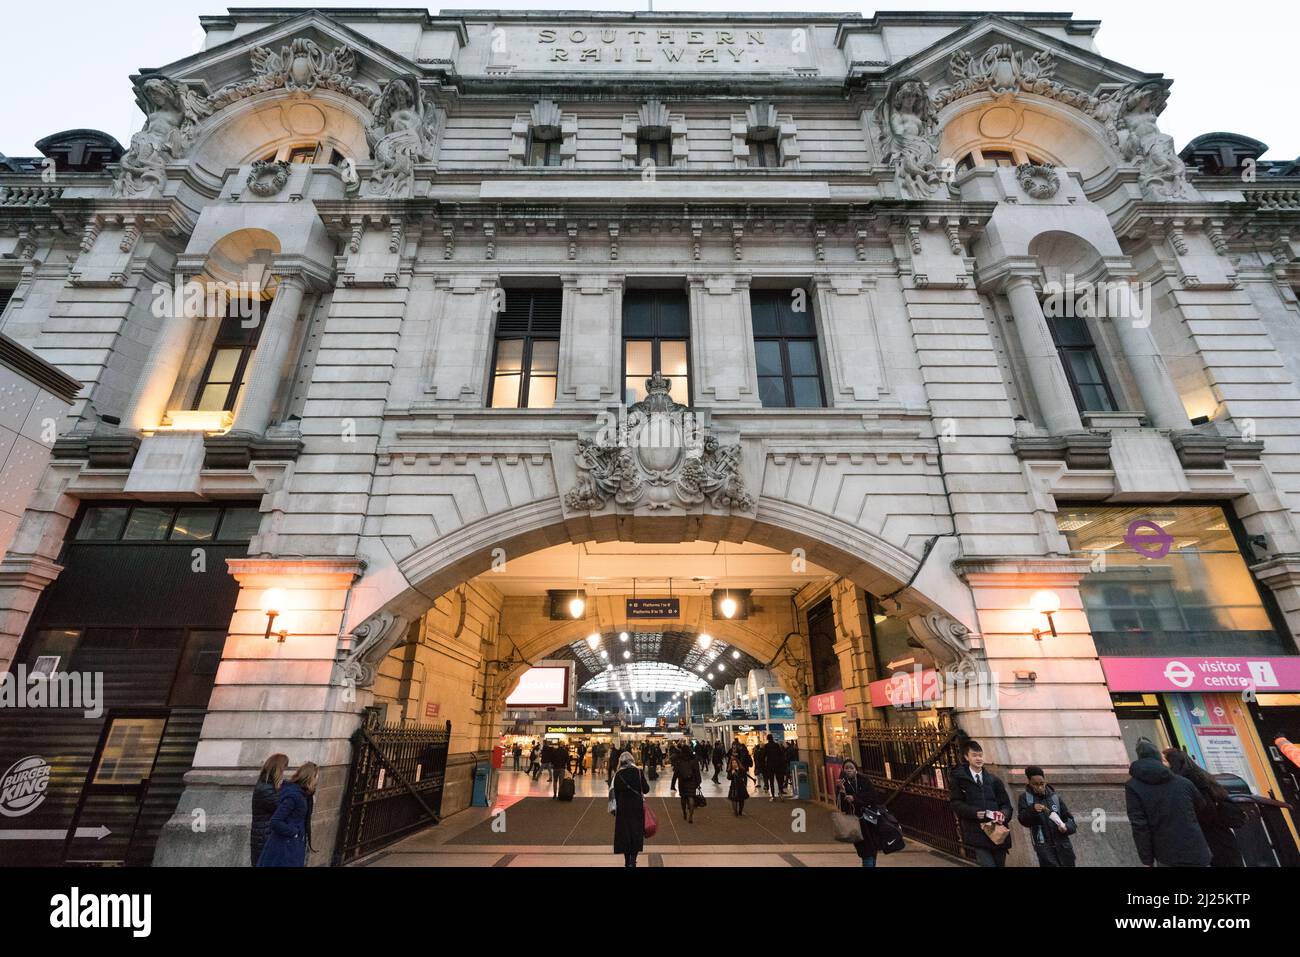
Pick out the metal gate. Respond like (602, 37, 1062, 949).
(333, 713, 451, 865)
(856, 716, 972, 861)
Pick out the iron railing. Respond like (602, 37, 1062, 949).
(857, 716, 972, 861)
(333, 714, 451, 865)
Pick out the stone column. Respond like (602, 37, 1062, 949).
(230, 272, 309, 436)
(1104, 293, 1192, 430)
(152, 558, 368, 866)
(1005, 276, 1084, 434)
(955, 557, 1135, 866)
(122, 269, 204, 432)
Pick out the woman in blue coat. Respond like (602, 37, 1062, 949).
(256, 762, 318, 867)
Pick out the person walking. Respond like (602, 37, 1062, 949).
(550, 741, 569, 798)
(576, 740, 588, 776)
(511, 742, 522, 772)
(256, 762, 317, 867)
(761, 734, 787, 800)
(674, 743, 702, 823)
(949, 739, 1014, 867)
(250, 752, 288, 867)
(752, 742, 767, 797)
(528, 740, 539, 778)
(726, 752, 752, 816)
(1162, 749, 1245, 867)
(1126, 739, 1211, 867)
(836, 758, 882, 868)
(612, 751, 651, 867)
(669, 742, 680, 793)
(1016, 766, 1077, 867)
(711, 741, 725, 784)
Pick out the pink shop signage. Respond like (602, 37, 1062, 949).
(1100, 656, 1300, 693)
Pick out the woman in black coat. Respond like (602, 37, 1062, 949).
(250, 752, 288, 866)
(673, 747, 702, 823)
(612, 751, 651, 867)
(836, 759, 882, 867)
(726, 753, 752, 816)
(256, 762, 317, 867)
(1164, 748, 1245, 867)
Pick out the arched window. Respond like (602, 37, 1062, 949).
(956, 147, 1046, 173)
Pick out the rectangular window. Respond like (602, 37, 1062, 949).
(1058, 504, 1288, 656)
(70, 504, 263, 543)
(489, 288, 563, 408)
(0, 286, 13, 317)
(748, 137, 781, 168)
(192, 300, 264, 413)
(750, 289, 825, 408)
(287, 144, 320, 164)
(91, 717, 167, 785)
(637, 137, 671, 167)
(622, 289, 690, 404)
(526, 131, 562, 168)
(1048, 315, 1118, 413)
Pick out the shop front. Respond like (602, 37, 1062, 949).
(1060, 503, 1300, 862)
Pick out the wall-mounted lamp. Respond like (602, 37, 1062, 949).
(262, 587, 289, 642)
(1030, 589, 1060, 641)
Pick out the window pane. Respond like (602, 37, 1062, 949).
(195, 384, 231, 412)
(92, 718, 167, 785)
(665, 375, 689, 403)
(750, 294, 781, 336)
(170, 508, 220, 541)
(758, 377, 788, 407)
(786, 339, 819, 375)
(625, 376, 646, 405)
(781, 294, 816, 335)
(791, 377, 824, 408)
(545, 142, 562, 167)
(491, 374, 522, 409)
(657, 297, 689, 337)
(527, 374, 556, 409)
(205, 348, 241, 384)
(530, 339, 559, 375)
(623, 295, 655, 336)
(755, 340, 784, 377)
(123, 507, 172, 541)
(217, 507, 262, 541)
(659, 340, 688, 377)
(494, 339, 524, 374)
(76, 507, 127, 541)
(625, 340, 653, 376)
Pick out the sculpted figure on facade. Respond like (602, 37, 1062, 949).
(876, 79, 946, 200)
(1108, 81, 1192, 201)
(365, 77, 441, 198)
(112, 77, 212, 197)
(931, 43, 1119, 122)
(564, 373, 756, 512)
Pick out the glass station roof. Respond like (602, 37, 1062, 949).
(553, 630, 764, 690)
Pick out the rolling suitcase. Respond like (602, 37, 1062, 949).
(558, 774, 575, 801)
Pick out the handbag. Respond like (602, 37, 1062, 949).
(981, 820, 1011, 846)
(608, 784, 617, 815)
(643, 803, 658, 839)
(872, 806, 907, 854)
(694, 788, 707, 808)
(830, 810, 862, 843)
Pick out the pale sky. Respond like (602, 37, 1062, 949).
(2, 1, 1296, 160)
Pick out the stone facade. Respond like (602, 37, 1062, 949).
(1, 9, 1299, 867)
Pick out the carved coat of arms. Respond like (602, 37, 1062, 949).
(564, 372, 756, 512)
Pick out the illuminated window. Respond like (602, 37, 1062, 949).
(622, 289, 690, 404)
(489, 288, 562, 408)
(957, 148, 1045, 171)
(192, 299, 264, 413)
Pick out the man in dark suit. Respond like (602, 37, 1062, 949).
(949, 739, 1014, 867)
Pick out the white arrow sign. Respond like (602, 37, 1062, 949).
(0, 825, 111, 840)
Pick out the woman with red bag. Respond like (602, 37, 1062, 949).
(612, 750, 651, 867)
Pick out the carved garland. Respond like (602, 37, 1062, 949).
(1015, 162, 1060, 199)
(246, 159, 291, 196)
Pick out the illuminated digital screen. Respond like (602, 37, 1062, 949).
(506, 666, 572, 708)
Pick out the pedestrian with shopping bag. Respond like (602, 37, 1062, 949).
(612, 751, 652, 867)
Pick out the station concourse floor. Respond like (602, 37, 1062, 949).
(356, 766, 965, 867)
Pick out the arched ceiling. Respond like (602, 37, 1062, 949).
(550, 629, 764, 691)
